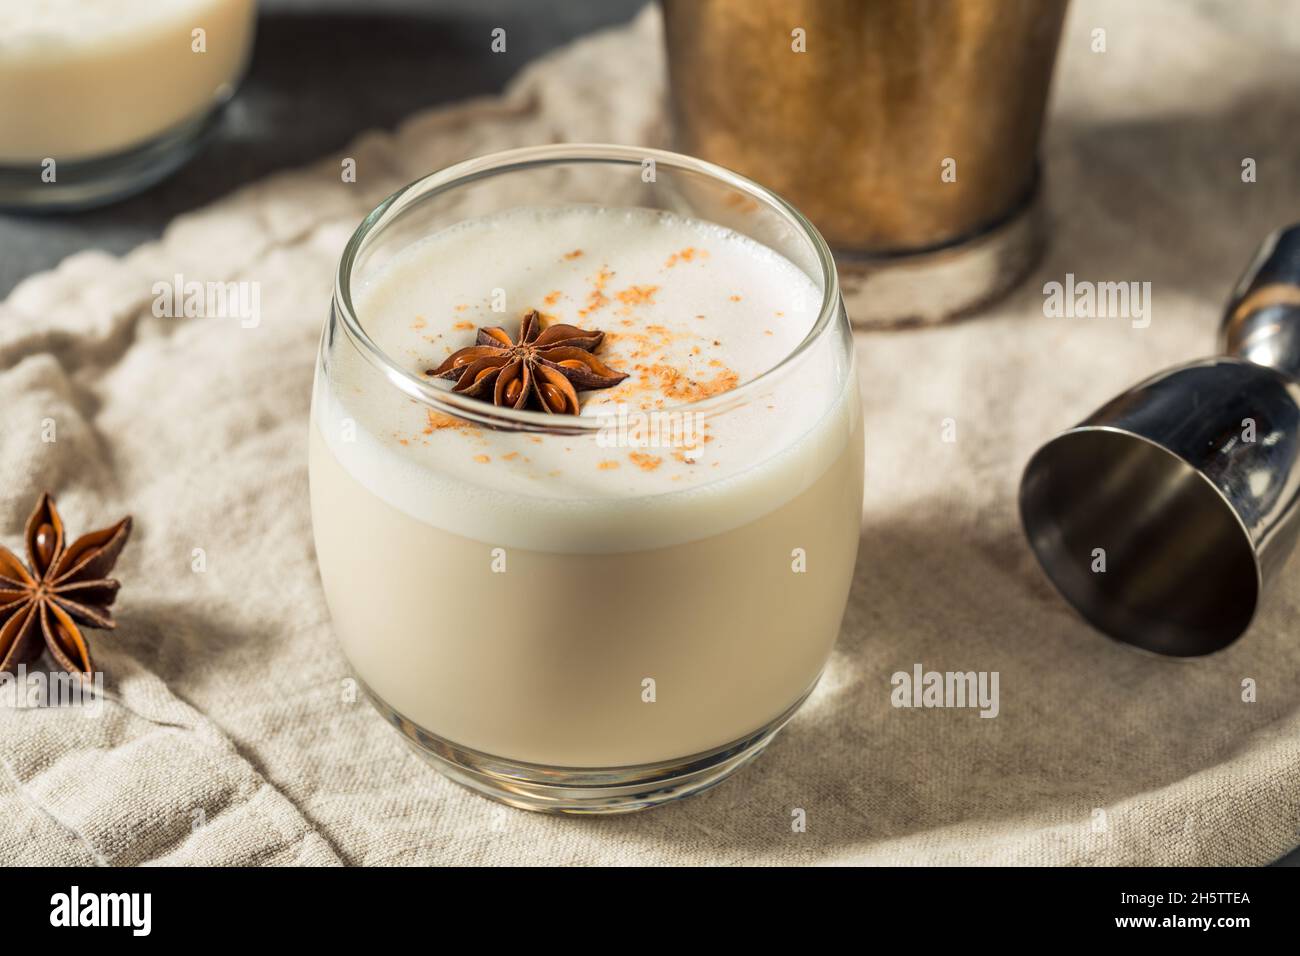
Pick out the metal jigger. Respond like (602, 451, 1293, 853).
(1020, 225, 1300, 656)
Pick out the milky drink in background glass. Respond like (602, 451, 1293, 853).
(0, 0, 257, 206)
(309, 147, 863, 812)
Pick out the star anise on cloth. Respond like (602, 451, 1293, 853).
(426, 309, 628, 415)
(0, 493, 132, 677)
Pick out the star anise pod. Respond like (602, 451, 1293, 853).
(426, 309, 628, 415)
(0, 493, 132, 677)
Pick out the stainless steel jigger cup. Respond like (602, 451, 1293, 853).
(1020, 225, 1300, 656)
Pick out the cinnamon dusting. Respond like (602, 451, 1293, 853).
(425, 409, 480, 434)
(638, 363, 740, 404)
(578, 266, 614, 317)
(615, 285, 658, 308)
(664, 247, 705, 268)
(628, 452, 663, 472)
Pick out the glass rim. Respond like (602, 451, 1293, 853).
(332, 143, 842, 434)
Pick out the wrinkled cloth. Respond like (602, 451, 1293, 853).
(1, 0, 1298, 866)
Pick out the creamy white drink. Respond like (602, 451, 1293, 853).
(310, 205, 863, 771)
(0, 0, 256, 163)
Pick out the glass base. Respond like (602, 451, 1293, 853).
(364, 678, 818, 814)
(0, 107, 224, 213)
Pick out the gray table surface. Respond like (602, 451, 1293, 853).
(0, 0, 1294, 867)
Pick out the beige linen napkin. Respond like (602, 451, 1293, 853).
(1, 0, 1298, 866)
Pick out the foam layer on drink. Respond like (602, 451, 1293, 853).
(315, 204, 857, 552)
(0, 0, 255, 162)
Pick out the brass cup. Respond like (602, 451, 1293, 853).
(663, 0, 1069, 325)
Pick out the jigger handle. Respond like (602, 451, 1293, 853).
(1219, 223, 1300, 380)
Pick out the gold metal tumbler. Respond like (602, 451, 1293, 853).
(663, 0, 1069, 326)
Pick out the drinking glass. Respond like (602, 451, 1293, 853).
(0, 0, 257, 210)
(311, 144, 863, 812)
